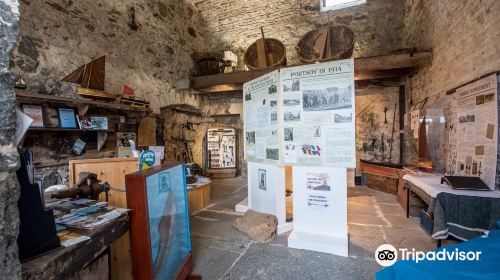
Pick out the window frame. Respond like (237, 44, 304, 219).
(320, 0, 366, 11)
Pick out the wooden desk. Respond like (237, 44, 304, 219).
(22, 215, 129, 280)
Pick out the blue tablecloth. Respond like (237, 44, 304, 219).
(376, 230, 500, 280)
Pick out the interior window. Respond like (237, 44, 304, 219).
(321, 0, 366, 11)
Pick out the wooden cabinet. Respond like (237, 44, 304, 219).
(69, 157, 138, 280)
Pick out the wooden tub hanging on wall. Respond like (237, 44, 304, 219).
(297, 25, 355, 63)
(244, 28, 287, 70)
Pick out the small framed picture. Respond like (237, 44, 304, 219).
(71, 138, 87, 155)
(91, 116, 108, 130)
(78, 116, 93, 129)
(22, 104, 44, 127)
(58, 108, 78, 128)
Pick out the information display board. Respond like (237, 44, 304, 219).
(280, 59, 356, 168)
(455, 74, 498, 189)
(243, 71, 281, 165)
(207, 128, 236, 169)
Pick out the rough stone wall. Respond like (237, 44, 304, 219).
(403, 0, 500, 175)
(162, 100, 244, 174)
(190, 0, 406, 66)
(11, 0, 212, 113)
(0, 0, 21, 278)
(356, 86, 400, 166)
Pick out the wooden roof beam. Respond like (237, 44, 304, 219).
(189, 51, 432, 90)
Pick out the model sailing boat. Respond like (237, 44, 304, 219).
(62, 56, 122, 101)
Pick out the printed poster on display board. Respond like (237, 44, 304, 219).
(455, 74, 498, 189)
(207, 128, 236, 169)
(280, 59, 356, 168)
(243, 70, 281, 165)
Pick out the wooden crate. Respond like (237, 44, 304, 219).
(186, 181, 211, 214)
(69, 157, 138, 280)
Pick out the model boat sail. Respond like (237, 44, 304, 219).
(62, 56, 121, 101)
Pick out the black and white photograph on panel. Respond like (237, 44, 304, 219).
(268, 84, 278, 94)
(283, 98, 301, 106)
(313, 126, 321, 137)
(271, 111, 278, 122)
(258, 169, 267, 190)
(284, 110, 301, 122)
(302, 86, 352, 111)
(292, 79, 300, 91)
(334, 112, 353, 123)
(266, 148, 279, 160)
(284, 127, 294, 141)
(246, 131, 255, 144)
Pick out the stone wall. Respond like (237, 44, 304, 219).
(190, 0, 406, 66)
(162, 99, 244, 174)
(356, 86, 400, 166)
(403, 0, 500, 177)
(0, 0, 21, 278)
(11, 0, 212, 113)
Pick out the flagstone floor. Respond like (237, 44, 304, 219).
(189, 177, 436, 280)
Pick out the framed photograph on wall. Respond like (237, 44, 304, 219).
(77, 116, 93, 129)
(22, 104, 44, 127)
(57, 108, 78, 129)
(91, 116, 108, 130)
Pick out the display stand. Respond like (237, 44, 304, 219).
(242, 59, 354, 255)
(246, 162, 292, 234)
(288, 166, 348, 257)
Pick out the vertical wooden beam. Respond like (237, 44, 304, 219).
(399, 85, 406, 165)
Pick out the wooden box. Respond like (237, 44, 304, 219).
(126, 162, 192, 280)
(187, 181, 211, 214)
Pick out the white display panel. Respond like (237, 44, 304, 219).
(280, 59, 356, 168)
(455, 74, 498, 189)
(243, 71, 281, 165)
(247, 162, 291, 234)
(288, 166, 348, 256)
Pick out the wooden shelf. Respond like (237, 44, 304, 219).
(16, 92, 152, 113)
(33, 151, 116, 168)
(188, 51, 432, 94)
(28, 127, 113, 133)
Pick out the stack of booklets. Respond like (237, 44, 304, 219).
(56, 225, 90, 247)
(48, 198, 129, 231)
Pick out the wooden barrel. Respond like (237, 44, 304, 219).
(244, 38, 287, 70)
(297, 25, 355, 63)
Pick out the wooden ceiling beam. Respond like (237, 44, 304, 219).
(189, 51, 432, 90)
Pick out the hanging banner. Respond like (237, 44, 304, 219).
(280, 59, 356, 168)
(455, 74, 498, 189)
(243, 71, 281, 165)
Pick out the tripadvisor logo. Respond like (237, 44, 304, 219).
(375, 244, 398, 267)
(375, 244, 482, 267)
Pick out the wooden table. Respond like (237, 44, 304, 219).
(22, 215, 129, 280)
(187, 181, 211, 213)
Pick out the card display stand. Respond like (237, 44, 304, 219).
(288, 166, 348, 256)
